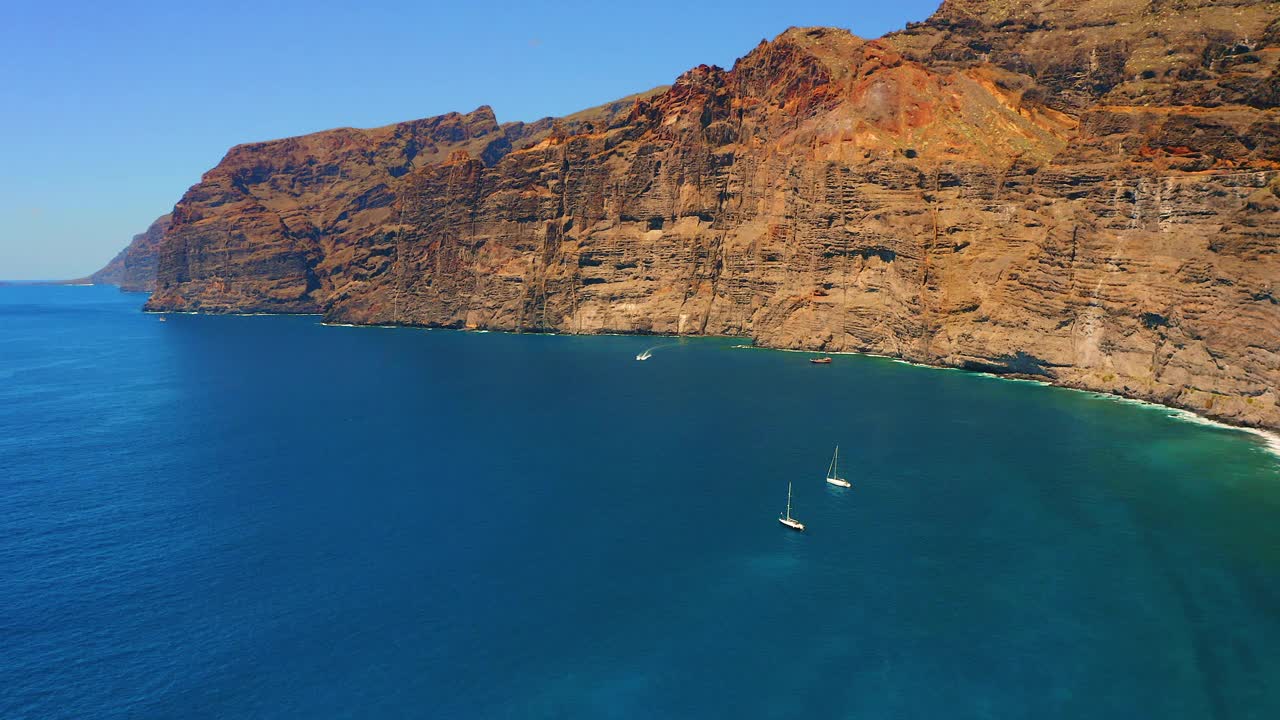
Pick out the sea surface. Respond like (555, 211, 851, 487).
(2, 284, 1278, 719)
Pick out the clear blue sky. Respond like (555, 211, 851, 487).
(0, 0, 942, 280)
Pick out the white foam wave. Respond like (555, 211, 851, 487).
(1083, 391, 1280, 462)
(743, 344, 1280, 462)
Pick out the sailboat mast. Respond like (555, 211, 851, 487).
(786, 482, 792, 520)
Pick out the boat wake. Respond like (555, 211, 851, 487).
(635, 341, 681, 361)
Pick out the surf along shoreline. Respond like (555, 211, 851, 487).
(133, 295, 1280, 457)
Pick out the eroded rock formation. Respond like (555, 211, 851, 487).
(88, 214, 171, 291)
(145, 0, 1280, 430)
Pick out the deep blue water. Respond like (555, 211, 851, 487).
(2, 284, 1279, 719)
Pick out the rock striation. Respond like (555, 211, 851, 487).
(87, 214, 171, 291)
(144, 0, 1280, 431)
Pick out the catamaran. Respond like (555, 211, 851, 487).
(778, 481, 805, 531)
(826, 445, 851, 488)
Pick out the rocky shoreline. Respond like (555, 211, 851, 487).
(159, 302, 1280, 439)
(94, 0, 1278, 431)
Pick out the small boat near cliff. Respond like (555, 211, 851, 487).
(636, 350, 652, 361)
(810, 356, 832, 364)
(825, 445, 850, 488)
(778, 481, 805, 532)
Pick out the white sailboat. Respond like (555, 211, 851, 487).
(826, 445, 851, 488)
(778, 481, 805, 531)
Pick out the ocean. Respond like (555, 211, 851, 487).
(2, 284, 1278, 719)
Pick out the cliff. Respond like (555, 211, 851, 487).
(146, 0, 1280, 431)
(87, 214, 172, 291)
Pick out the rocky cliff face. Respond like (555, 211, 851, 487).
(88, 214, 171, 291)
(147, 0, 1280, 431)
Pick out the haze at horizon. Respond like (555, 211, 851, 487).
(0, 0, 942, 281)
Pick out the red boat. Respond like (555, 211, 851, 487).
(809, 356, 832, 364)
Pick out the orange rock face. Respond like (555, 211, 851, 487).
(144, 0, 1280, 430)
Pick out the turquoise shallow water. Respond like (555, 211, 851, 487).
(2, 284, 1278, 719)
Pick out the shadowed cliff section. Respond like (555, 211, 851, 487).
(146, 0, 1280, 431)
(81, 214, 172, 291)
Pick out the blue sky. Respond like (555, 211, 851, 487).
(0, 0, 942, 280)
